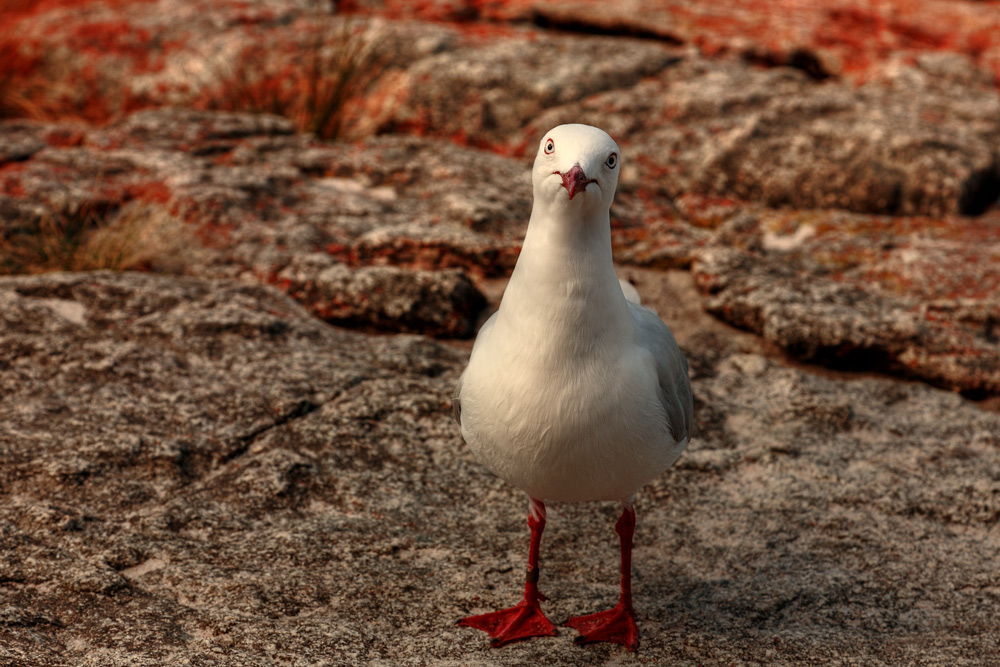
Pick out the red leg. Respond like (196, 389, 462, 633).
(564, 503, 640, 651)
(459, 498, 558, 647)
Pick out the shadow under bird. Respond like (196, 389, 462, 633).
(453, 124, 694, 651)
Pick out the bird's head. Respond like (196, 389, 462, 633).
(531, 124, 620, 216)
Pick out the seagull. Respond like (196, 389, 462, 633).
(453, 124, 694, 651)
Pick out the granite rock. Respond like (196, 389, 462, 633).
(691, 206, 1000, 396)
(353, 0, 1000, 84)
(526, 54, 1000, 217)
(4, 103, 1000, 387)
(522, 0, 1000, 83)
(2, 112, 514, 332)
(356, 30, 681, 149)
(2, 271, 999, 664)
(276, 254, 486, 337)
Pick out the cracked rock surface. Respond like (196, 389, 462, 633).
(2, 271, 1000, 665)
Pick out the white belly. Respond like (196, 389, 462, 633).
(458, 340, 683, 503)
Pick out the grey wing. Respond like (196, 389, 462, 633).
(629, 302, 694, 444)
(452, 310, 499, 425)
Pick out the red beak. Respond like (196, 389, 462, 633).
(555, 165, 596, 200)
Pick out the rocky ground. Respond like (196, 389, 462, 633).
(2, 0, 1000, 665)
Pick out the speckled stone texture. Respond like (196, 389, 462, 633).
(276, 255, 486, 337)
(2, 271, 999, 665)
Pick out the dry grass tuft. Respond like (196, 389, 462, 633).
(197, 9, 381, 140)
(0, 1, 382, 130)
(1, 202, 195, 275)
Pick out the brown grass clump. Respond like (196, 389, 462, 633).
(1, 202, 194, 275)
(197, 11, 381, 140)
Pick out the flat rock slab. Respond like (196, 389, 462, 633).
(276, 255, 486, 338)
(4, 106, 999, 389)
(348, 0, 1000, 84)
(1, 112, 513, 336)
(2, 271, 999, 664)
(691, 206, 1000, 396)
(523, 0, 1000, 83)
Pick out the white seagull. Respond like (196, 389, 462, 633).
(453, 124, 694, 651)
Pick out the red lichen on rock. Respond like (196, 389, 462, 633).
(353, 237, 521, 278)
(0, 0, 166, 122)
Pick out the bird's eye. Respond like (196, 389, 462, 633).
(544, 138, 555, 154)
(605, 152, 618, 169)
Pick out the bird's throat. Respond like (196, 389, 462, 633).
(501, 216, 630, 352)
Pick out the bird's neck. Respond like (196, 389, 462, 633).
(498, 206, 632, 353)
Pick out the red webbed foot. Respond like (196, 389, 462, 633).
(459, 597, 557, 647)
(564, 600, 639, 651)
